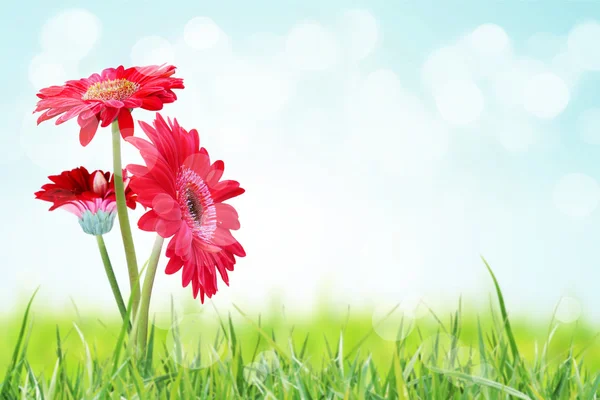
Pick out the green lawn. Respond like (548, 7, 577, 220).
(2, 267, 600, 399)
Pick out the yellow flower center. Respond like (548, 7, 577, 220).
(82, 79, 139, 101)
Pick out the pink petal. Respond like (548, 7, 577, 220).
(152, 193, 181, 221)
(215, 203, 240, 230)
(92, 171, 108, 195)
(78, 116, 100, 147)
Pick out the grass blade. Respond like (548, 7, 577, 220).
(481, 256, 520, 363)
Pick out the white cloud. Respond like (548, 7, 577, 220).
(242, 33, 285, 60)
(491, 58, 546, 108)
(213, 58, 295, 121)
(345, 69, 448, 177)
(553, 173, 600, 217)
(423, 24, 512, 90)
(522, 72, 570, 119)
(461, 24, 513, 79)
(491, 117, 541, 152)
(30, 9, 101, 89)
(285, 21, 339, 71)
(434, 79, 484, 126)
(287, 107, 340, 151)
(522, 32, 584, 88)
(337, 9, 379, 61)
(131, 36, 175, 66)
(0, 100, 28, 165)
(173, 36, 233, 83)
(40, 9, 101, 62)
(20, 108, 144, 175)
(551, 51, 584, 88)
(183, 17, 223, 50)
(567, 21, 600, 71)
(422, 46, 471, 90)
(29, 53, 68, 90)
(469, 24, 510, 57)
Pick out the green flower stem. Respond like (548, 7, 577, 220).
(111, 121, 140, 320)
(137, 234, 164, 351)
(95, 235, 127, 322)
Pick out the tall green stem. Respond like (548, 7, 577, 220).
(136, 235, 164, 351)
(111, 121, 140, 320)
(95, 235, 128, 322)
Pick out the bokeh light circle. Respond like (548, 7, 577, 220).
(131, 36, 175, 68)
(555, 296, 582, 324)
(470, 24, 510, 56)
(420, 333, 458, 369)
(568, 21, 600, 71)
(523, 72, 570, 119)
(434, 79, 484, 126)
(166, 312, 229, 369)
(338, 9, 379, 61)
(285, 21, 338, 71)
(372, 302, 418, 341)
(243, 350, 281, 385)
(184, 17, 222, 50)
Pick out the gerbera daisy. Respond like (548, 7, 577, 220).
(33, 65, 184, 146)
(127, 113, 245, 302)
(35, 167, 137, 235)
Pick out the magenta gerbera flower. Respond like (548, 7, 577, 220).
(126, 113, 245, 302)
(35, 167, 137, 235)
(33, 65, 184, 146)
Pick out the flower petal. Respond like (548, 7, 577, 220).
(165, 256, 183, 275)
(92, 171, 108, 195)
(78, 116, 100, 147)
(138, 210, 158, 231)
(118, 108, 134, 138)
(152, 193, 181, 221)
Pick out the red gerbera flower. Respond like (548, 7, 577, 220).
(35, 166, 137, 235)
(126, 113, 245, 302)
(33, 65, 184, 147)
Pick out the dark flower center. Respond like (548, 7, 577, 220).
(177, 166, 217, 242)
(82, 78, 139, 101)
(185, 185, 204, 224)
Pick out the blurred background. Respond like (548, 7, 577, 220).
(1, 0, 600, 325)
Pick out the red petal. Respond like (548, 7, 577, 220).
(174, 224, 193, 258)
(118, 108, 134, 138)
(165, 256, 183, 275)
(206, 160, 225, 187)
(156, 219, 181, 238)
(181, 263, 194, 287)
(138, 210, 158, 231)
(99, 107, 119, 128)
(141, 96, 164, 111)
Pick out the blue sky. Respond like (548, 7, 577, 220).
(2, 1, 600, 325)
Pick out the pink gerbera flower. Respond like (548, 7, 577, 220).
(127, 113, 245, 302)
(33, 65, 184, 146)
(35, 167, 137, 235)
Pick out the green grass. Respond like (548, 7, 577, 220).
(2, 261, 600, 399)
